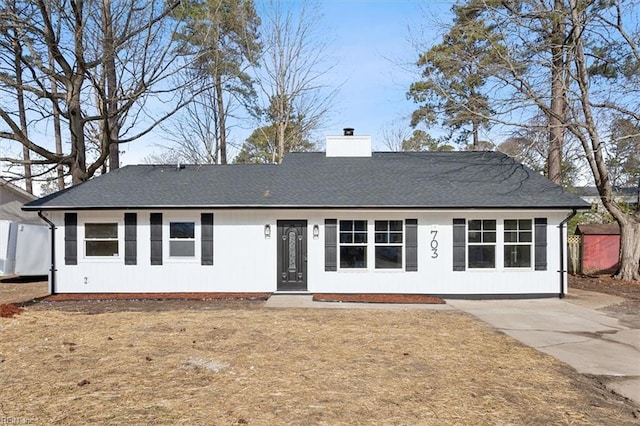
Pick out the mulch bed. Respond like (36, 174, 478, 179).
(569, 274, 640, 300)
(0, 304, 24, 318)
(314, 293, 445, 304)
(39, 292, 444, 304)
(44, 292, 271, 302)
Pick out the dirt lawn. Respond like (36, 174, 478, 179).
(0, 307, 638, 423)
(1, 276, 639, 423)
(0, 279, 49, 304)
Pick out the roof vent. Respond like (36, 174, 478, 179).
(343, 127, 354, 136)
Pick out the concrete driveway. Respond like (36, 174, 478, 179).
(447, 290, 640, 406)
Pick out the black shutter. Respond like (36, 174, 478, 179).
(535, 218, 547, 271)
(201, 213, 214, 266)
(325, 219, 337, 271)
(150, 213, 163, 265)
(124, 213, 137, 265)
(64, 213, 77, 265)
(405, 219, 418, 271)
(453, 218, 466, 271)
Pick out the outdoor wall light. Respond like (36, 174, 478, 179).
(313, 224, 320, 239)
(264, 224, 271, 238)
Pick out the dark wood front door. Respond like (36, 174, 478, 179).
(277, 220, 307, 291)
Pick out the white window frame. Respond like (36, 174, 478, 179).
(503, 219, 533, 268)
(168, 221, 196, 258)
(338, 220, 368, 269)
(467, 219, 496, 269)
(374, 220, 404, 269)
(84, 222, 119, 258)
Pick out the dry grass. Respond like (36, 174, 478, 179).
(0, 281, 48, 304)
(1, 307, 636, 425)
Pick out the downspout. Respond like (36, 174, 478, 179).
(37, 210, 56, 295)
(558, 209, 577, 299)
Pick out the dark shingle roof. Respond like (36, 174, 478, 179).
(24, 151, 589, 210)
(575, 224, 620, 235)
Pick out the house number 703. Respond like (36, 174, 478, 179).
(430, 230, 438, 258)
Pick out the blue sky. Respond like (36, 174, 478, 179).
(316, 1, 452, 146)
(269, 0, 456, 150)
(124, 0, 456, 163)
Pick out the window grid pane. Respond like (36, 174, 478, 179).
(85, 223, 117, 239)
(504, 245, 531, 268)
(468, 246, 495, 268)
(468, 219, 496, 269)
(85, 223, 118, 257)
(170, 222, 195, 239)
(340, 246, 366, 268)
(374, 220, 404, 269)
(375, 246, 402, 269)
(339, 220, 367, 269)
(170, 241, 195, 257)
(504, 219, 532, 268)
(86, 241, 118, 257)
(169, 221, 196, 258)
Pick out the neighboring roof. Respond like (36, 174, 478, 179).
(575, 223, 620, 235)
(0, 178, 36, 204)
(574, 186, 638, 198)
(24, 151, 590, 211)
(0, 200, 42, 224)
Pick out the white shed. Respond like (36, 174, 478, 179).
(0, 180, 49, 276)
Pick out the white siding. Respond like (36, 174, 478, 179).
(48, 209, 570, 296)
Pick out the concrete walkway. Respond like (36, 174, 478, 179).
(264, 294, 452, 310)
(447, 291, 640, 406)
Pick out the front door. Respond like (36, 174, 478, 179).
(277, 220, 307, 291)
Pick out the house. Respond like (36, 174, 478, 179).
(575, 224, 621, 274)
(0, 179, 49, 276)
(574, 186, 639, 212)
(24, 131, 589, 298)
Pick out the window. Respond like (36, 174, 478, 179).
(504, 219, 532, 268)
(468, 220, 496, 268)
(85, 223, 118, 257)
(375, 220, 403, 269)
(169, 222, 195, 257)
(339, 220, 367, 268)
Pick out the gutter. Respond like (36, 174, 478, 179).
(24, 204, 590, 211)
(37, 210, 56, 295)
(558, 209, 577, 298)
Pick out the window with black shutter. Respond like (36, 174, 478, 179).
(534, 218, 547, 270)
(324, 219, 337, 271)
(124, 213, 137, 265)
(150, 213, 163, 265)
(64, 213, 77, 265)
(405, 219, 418, 271)
(452, 219, 466, 271)
(201, 213, 214, 265)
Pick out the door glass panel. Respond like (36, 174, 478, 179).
(288, 230, 297, 269)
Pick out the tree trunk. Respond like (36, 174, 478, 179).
(68, 78, 87, 185)
(472, 119, 479, 149)
(547, 0, 566, 185)
(615, 215, 640, 281)
(13, 31, 32, 193)
(215, 73, 227, 165)
(103, 0, 119, 171)
(567, 0, 639, 281)
(48, 48, 65, 189)
(277, 120, 286, 163)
